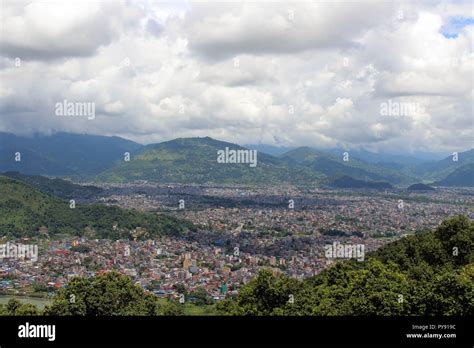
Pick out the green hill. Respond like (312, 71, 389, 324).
(407, 183, 435, 191)
(1, 171, 103, 199)
(326, 175, 393, 189)
(96, 137, 323, 185)
(0, 176, 194, 239)
(414, 149, 474, 181)
(434, 163, 474, 187)
(97, 137, 416, 185)
(280, 147, 411, 184)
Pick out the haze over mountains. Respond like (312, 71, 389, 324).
(0, 132, 141, 176)
(280, 147, 409, 184)
(0, 132, 472, 187)
(434, 163, 474, 187)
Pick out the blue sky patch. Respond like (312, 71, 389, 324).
(441, 16, 474, 38)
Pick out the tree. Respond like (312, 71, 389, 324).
(44, 271, 159, 316)
(217, 269, 300, 315)
(156, 301, 185, 316)
(5, 299, 39, 316)
(189, 286, 212, 305)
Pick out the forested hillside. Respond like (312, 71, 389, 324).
(0, 176, 195, 239)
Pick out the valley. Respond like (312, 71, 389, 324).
(1, 174, 472, 301)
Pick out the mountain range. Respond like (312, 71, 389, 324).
(0, 132, 141, 176)
(96, 137, 322, 185)
(0, 132, 472, 187)
(280, 147, 410, 184)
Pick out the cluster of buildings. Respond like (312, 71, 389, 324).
(1, 184, 472, 300)
(0, 236, 335, 300)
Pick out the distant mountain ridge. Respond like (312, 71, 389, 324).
(433, 163, 474, 187)
(325, 148, 445, 164)
(280, 146, 411, 184)
(0, 132, 142, 176)
(414, 149, 474, 181)
(96, 137, 322, 185)
(245, 144, 296, 156)
(0, 132, 471, 187)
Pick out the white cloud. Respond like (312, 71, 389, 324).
(0, 0, 472, 154)
(0, 1, 144, 60)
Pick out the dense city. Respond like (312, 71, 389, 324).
(1, 183, 473, 303)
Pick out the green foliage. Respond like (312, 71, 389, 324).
(42, 272, 213, 316)
(44, 272, 159, 316)
(188, 286, 212, 305)
(156, 301, 185, 316)
(217, 269, 301, 315)
(32, 282, 55, 293)
(4, 299, 39, 316)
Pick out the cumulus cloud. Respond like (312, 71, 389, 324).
(184, 2, 392, 59)
(0, 0, 472, 154)
(0, 1, 144, 60)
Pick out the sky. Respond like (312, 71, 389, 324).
(0, 0, 472, 154)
